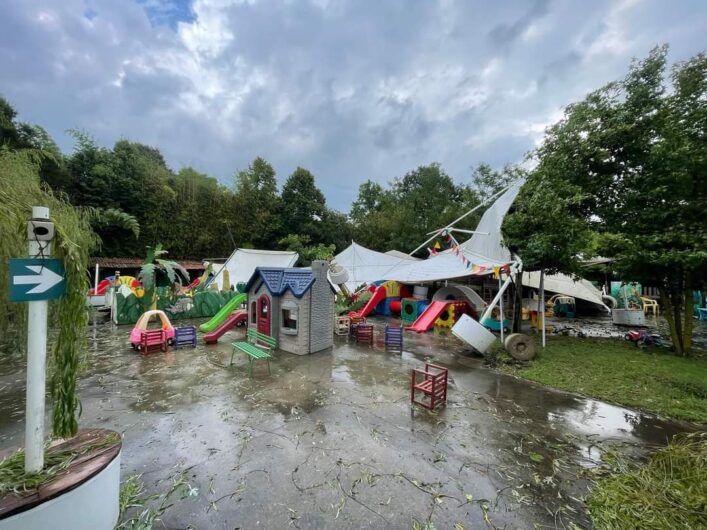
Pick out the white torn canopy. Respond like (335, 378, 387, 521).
(384, 181, 522, 283)
(522, 271, 610, 311)
(332, 242, 413, 290)
(210, 248, 299, 289)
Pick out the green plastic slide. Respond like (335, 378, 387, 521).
(199, 292, 247, 333)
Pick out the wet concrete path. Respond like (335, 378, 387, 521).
(0, 316, 693, 529)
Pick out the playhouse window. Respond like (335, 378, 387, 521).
(250, 302, 257, 324)
(281, 302, 298, 334)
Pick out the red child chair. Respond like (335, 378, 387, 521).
(410, 363, 448, 410)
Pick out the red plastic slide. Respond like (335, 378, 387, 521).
(203, 310, 247, 344)
(90, 279, 112, 296)
(353, 285, 388, 318)
(406, 301, 450, 333)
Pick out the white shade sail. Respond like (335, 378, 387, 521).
(522, 271, 610, 311)
(332, 242, 413, 290)
(385, 182, 522, 283)
(210, 248, 299, 289)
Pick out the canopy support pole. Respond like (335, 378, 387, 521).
(540, 269, 546, 348)
(499, 272, 504, 343)
(480, 265, 517, 322)
(409, 185, 510, 256)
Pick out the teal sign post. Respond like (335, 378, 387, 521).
(9, 258, 65, 302)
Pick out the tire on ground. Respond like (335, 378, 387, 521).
(504, 333, 536, 361)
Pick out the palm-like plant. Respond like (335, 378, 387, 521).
(138, 244, 189, 311)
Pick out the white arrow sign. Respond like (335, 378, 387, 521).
(13, 265, 64, 294)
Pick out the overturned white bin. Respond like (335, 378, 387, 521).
(451, 314, 496, 354)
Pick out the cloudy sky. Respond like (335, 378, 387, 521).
(1, 0, 704, 210)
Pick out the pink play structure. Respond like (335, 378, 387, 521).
(129, 310, 175, 349)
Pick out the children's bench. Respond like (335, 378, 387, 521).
(173, 326, 197, 349)
(139, 329, 167, 354)
(384, 324, 403, 350)
(231, 328, 277, 377)
(355, 323, 374, 344)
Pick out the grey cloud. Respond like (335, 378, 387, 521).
(488, 0, 551, 48)
(0, 0, 705, 210)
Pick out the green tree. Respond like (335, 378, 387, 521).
(470, 163, 520, 203)
(278, 234, 335, 266)
(504, 46, 706, 355)
(280, 167, 326, 242)
(233, 157, 281, 247)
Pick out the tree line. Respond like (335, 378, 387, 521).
(1, 96, 513, 262)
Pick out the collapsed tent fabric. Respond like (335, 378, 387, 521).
(210, 248, 299, 289)
(384, 181, 523, 283)
(522, 271, 610, 311)
(384, 250, 421, 261)
(332, 242, 414, 290)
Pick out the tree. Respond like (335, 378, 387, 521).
(0, 96, 19, 148)
(233, 157, 281, 247)
(280, 167, 326, 242)
(278, 234, 335, 266)
(504, 46, 706, 355)
(470, 163, 520, 204)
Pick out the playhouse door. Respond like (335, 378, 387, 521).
(257, 295, 271, 335)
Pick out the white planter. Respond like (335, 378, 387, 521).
(0, 448, 121, 530)
(612, 308, 646, 327)
(452, 314, 496, 354)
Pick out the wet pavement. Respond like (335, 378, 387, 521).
(0, 315, 697, 529)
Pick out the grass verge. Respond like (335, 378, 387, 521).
(497, 336, 707, 423)
(586, 431, 706, 529)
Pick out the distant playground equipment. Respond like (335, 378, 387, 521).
(405, 283, 484, 333)
(91, 275, 144, 298)
(641, 296, 659, 316)
(479, 312, 511, 333)
(349, 280, 412, 319)
(199, 292, 248, 344)
(400, 297, 429, 322)
(547, 294, 576, 318)
(173, 326, 197, 349)
(611, 282, 646, 326)
(129, 310, 175, 351)
(432, 284, 487, 315)
(113, 262, 242, 326)
(406, 300, 469, 333)
(203, 310, 247, 344)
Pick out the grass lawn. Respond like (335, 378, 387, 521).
(498, 335, 707, 423)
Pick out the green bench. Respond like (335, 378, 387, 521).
(231, 328, 277, 377)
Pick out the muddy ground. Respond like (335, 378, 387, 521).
(0, 315, 695, 529)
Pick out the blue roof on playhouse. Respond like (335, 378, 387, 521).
(246, 267, 317, 298)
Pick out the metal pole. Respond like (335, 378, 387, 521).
(539, 269, 546, 348)
(498, 272, 504, 343)
(412, 185, 512, 253)
(94, 262, 99, 293)
(480, 265, 517, 321)
(25, 206, 50, 473)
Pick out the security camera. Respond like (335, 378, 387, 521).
(27, 220, 55, 242)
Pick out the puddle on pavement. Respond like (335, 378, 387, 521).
(0, 313, 699, 529)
